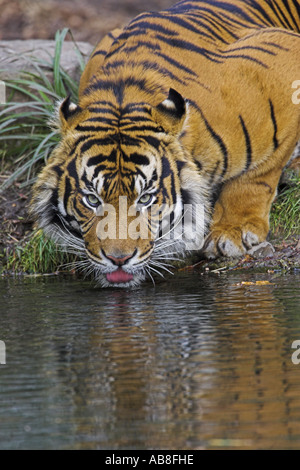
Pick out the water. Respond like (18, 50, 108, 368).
(0, 271, 299, 450)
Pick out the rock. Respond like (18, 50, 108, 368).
(0, 39, 94, 102)
(248, 241, 275, 259)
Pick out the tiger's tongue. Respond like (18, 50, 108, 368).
(106, 268, 134, 284)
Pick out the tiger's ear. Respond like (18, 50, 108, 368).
(154, 88, 187, 135)
(58, 95, 81, 132)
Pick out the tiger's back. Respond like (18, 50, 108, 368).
(30, 0, 300, 286)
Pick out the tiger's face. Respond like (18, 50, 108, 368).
(31, 89, 207, 287)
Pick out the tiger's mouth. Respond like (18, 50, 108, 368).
(84, 247, 150, 287)
(91, 260, 147, 288)
(106, 268, 134, 284)
(100, 266, 146, 288)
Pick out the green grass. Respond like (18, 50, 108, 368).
(270, 172, 300, 238)
(0, 29, 84, 275)
(0, 28, 83, 191)
(1, 230, 77, 275)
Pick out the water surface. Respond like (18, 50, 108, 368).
(0, 271, 300, 449)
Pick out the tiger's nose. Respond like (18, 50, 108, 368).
(102, 249, 136, 266)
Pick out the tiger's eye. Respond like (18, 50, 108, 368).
(85, 194, 101, 207)
(138, 194, 153, 205)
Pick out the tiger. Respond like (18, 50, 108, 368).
(30, 0, 300, 287)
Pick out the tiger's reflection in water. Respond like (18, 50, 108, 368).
(53, 274, 300, 449)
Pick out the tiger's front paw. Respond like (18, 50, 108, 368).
(202, 224, 265, 260)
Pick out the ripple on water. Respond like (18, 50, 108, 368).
(0, 272, 300, 449)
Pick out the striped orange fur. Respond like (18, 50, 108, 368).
(31, 0, 300, 286)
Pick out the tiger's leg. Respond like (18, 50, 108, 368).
(201, 27, 300, 259)
(202, 155, 294, 259)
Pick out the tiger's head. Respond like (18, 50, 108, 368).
(30, 88, 208, 287)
